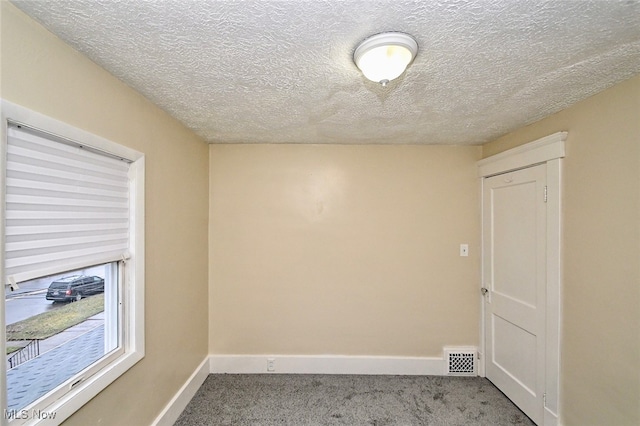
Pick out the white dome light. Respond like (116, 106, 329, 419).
(354, 32, 418, 86)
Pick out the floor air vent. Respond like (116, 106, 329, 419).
(444, 347, 477, 376)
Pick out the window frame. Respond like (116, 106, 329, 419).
(0, 100, 145, 425)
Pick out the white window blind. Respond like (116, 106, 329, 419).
(5, 124, 131, 286)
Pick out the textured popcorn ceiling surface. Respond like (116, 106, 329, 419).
(11, 0, 640, 145)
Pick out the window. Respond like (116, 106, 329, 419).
(1, 100, 144, 424)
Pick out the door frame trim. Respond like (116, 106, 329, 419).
(478, 132, 566, 426)
(477, 132, 566, 177)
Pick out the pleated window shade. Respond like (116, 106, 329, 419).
(5, 124, 131, 286)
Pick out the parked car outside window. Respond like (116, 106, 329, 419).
(45, 275, 105, 302)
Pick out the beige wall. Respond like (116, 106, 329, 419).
(1, 3, 209, 425)
(209, 144, 481, 357)
(483, 74, 640, 425)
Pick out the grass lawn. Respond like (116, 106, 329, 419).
(6, 294, 104, 344)
(6, 346, 22, 355)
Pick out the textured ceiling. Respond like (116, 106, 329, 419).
(11, 0, 640, 145)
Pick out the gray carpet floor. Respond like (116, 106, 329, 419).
(175, 374, 535, 425)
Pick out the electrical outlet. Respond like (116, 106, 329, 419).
(267, 358, 275, 372)
(460, 244, 469, 257)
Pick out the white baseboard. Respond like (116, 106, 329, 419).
(151, 357, 209, 426)
(209, 354, 446, 376)
(152, 353, 454, 424)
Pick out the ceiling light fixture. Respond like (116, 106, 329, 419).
(354, 32, 418, 86)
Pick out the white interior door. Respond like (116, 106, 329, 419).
(483, 164, 547, 424)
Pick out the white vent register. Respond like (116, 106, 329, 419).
(444, 347, 477, 376)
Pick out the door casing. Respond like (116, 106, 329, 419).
(477, 132, 566, 426)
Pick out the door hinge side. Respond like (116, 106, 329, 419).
(544, 185, 548, 203)
(543, 392, 547, 407)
